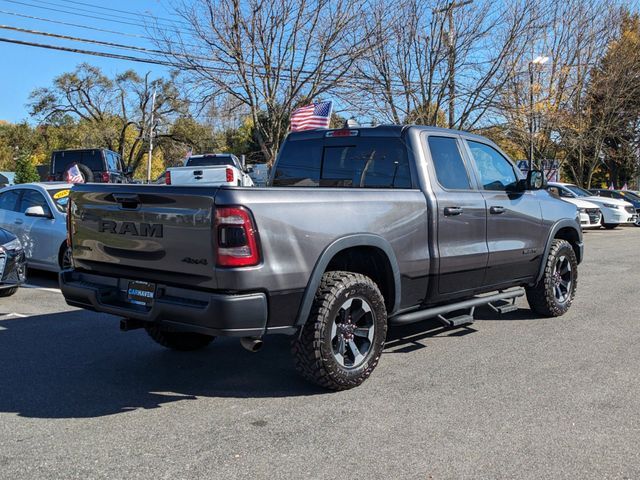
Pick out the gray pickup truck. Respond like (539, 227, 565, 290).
(60, 126, 583, 390)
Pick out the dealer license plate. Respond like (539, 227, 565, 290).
(127, 281, 156, 306)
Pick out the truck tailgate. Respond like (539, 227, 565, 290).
(169, 166, 230, 185)
(70, 184, 219, 287)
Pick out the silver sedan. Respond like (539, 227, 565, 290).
(0, 182, 72, 272)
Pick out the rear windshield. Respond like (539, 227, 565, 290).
(272, 136, 412, 188)
(52, 150, 104, 173)
(186, 156, 236, 167)
(46, 188, 71, 213)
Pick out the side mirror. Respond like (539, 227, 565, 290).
(25, 205, 52, 218)
(526, 170, 545, 190)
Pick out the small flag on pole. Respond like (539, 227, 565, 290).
(622, 183, 628, 191)
(608, 183, 614, 190)
(290, 101, 333, 132)
(64, 164, 85, 184)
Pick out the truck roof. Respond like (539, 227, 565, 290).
(286, 124, 495, 143)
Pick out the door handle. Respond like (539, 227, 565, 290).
(490, 206, 505, 214)
(444, 207, 463, 216)
(14, 218, 23, 225)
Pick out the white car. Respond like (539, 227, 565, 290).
(547, 182, 637, 229)
(0, 182, 72, 271)
(547, 187, 602, 229)
(166, 153, 254, 187)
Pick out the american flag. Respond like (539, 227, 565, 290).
(64, 164, 85, 183)
(290, 101, 333, 132)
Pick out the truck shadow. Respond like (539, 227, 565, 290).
(0, 310, 322, 419)
(0, 305, 540, 419)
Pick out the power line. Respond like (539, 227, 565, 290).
(0, 0, 188, 35)
(0, 8, 147, 39)
(54, 0, 184, 26)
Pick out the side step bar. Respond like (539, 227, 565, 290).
(389, 288, 525, 327)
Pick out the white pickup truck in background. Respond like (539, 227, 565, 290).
(165, 154, 254, 186)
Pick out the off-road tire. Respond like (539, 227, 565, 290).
(0, 287, 18, 297)
(145, 324, 215, 351)
(526, 239, 578, 317)
(602, 223, 619, 230)
(291, 271, 387, 391)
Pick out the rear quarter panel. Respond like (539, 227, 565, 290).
(214, 187, 430, 314)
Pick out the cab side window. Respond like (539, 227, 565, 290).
(428, 136, 472, 190)
(0, 190, 21, 212)
(547, 187, 560, 197)
(468, 141, 518, 191)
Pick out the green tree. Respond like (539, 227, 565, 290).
(14, 151, 40, 184)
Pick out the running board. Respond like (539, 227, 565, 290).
(389, 288, 525, 327)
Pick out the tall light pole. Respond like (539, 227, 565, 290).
(146, 85, 157, 184)
(433, 0, 473, 129)
(529, 55, 549, 171)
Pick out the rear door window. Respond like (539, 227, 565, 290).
(427, 136, 472, 190)
(273, 136, 412, 188)
(0, 190, 21, 212)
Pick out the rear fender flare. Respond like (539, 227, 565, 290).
(295, 234, 401, 327)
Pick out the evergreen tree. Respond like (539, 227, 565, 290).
(14, 151, 40, 184)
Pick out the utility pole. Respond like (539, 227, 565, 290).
(146, 85, 157, 184)
(434, 0, 472, 129)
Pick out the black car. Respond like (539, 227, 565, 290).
(590, 189, 640, 226)
(0, 227, 26, 297)
(47, 149, 133, 183)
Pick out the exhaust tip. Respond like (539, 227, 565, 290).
(240, 336, 263, 353)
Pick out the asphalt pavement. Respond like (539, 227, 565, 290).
(1, 227, 639, 479)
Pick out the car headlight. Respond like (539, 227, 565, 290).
(602, 203, 619, 209)
(0, 237, 22, 253)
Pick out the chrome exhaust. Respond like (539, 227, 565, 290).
(240, 336, 263, 353)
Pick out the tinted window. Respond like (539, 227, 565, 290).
(53, 150, 104, 173)
(428, 136, 471, 190)
(106, 152, 119, 171)
(19, 190, 51, 215)
(0, 190, 20, 212)
(468, 141, 518, 191)
(273, 137, 411, 188)
(186, 156, 237, 168)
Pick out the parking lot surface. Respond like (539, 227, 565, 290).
(1, 228, 639, 479)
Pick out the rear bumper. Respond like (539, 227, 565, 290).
(59, 270, 268, 337)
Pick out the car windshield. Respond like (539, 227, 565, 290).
(46, 188, 71, 213)
(185, 156, 235, 167)
(564, 185, 593, 197)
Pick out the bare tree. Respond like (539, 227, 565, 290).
(29, 64, 189, 171)
(347, 0, 536, 129)
(155, 0, 373, 164)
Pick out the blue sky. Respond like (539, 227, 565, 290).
(0, 0, 174, 122)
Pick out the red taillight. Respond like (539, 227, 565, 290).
(215, 206, 260, 267)
(165, 171, 172, 185)
(101, 171, 110, 183)
(226, 167, 234, 183)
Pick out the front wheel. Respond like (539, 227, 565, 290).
(526, 239, 578, 317)
(291, 271, 387, 391)
(0, 286, 18, 297)
(145, 325, 215, 351)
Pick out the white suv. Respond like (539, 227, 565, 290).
(547, 182, 637, 229)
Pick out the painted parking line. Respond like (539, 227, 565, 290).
(22, 284, 61, 294)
